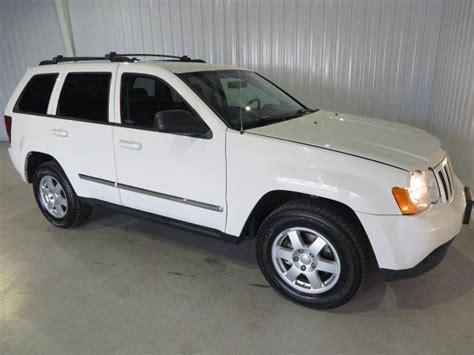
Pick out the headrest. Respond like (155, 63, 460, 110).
(129, 88, 148, 99)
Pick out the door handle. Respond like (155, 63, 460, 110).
(119, 140, 142, 150)
(51, 129, 68, 137)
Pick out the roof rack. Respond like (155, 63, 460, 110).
(39, 52, 206, 66)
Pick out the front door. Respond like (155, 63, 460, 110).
(112, 66, 227, 231)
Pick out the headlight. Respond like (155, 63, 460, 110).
(392, 170, 440, 215)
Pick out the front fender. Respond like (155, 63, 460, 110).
(225, 130, 408, 236)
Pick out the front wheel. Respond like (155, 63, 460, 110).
(256, 199, 367, 309)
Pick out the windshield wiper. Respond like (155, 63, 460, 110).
(265, 107, 316, 123)
(242, 107, 318, 129)
(297, 108, 318, 115)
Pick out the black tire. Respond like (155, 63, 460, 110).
(256, 199, 367, 309)
(33, 161, 92, 228)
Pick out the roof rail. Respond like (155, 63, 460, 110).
(38, 55, 134, 66)
(106, 52, 206, 63)
(39, 52, 206, 65)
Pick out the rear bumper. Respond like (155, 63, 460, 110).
(8, 145, 27, 182)
(357, 175, 468, 271)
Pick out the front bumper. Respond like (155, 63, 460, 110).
(380, 238, 454, 281)
(356, 175, 469, 273)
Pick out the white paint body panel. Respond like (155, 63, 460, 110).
(111, 64, 227, 230)
(224, 129, 408, 234)
(249, 111, 445, 172)
(5, 61, 468, 272)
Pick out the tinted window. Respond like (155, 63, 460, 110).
(16, 74, 58, 114)
(57, 73, 111, 122)
(120, 74, 191, 129)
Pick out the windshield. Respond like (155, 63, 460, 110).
(178, 70, 315, 129)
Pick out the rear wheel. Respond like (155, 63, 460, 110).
(33, 161, 92, 228)
(256, 199, 367, 309)
(38, 175, 68, 219)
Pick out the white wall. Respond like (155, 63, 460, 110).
(429, 0, 473, 187)
(0, 0, 66, 139)
(0, 0, 472, 186)
(68, 0, 443, 130)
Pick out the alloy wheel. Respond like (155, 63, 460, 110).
(38, 175, 68, 218)
(271, 227, 341, 294)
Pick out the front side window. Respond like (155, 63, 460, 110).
(179, 70, 313, 129)
(16, 73, 58, 114)
(57, 73, 111, 122)
(120, 73, 191, 129)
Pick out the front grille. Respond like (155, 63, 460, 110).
(433, 158, 454, 203)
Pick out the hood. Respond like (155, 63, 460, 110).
(248, 110, 445, 171)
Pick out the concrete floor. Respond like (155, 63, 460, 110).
(0, 142, 472, 355)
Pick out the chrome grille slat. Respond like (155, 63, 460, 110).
(438, 171, 449, 202)
(447, 162, 455, 194)
(444, 165, 453, 194)
(433, 158, 454, 203)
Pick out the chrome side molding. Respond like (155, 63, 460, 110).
(78, 174, 223, 212)
(78, 174, 115, 187)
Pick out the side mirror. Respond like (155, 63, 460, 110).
(154, 109, 211, 138)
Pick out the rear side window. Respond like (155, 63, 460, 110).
(16, 73, 58, 114)
(57, 73, 111, 122)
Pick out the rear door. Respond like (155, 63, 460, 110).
(48, 64, 120, 204)
(111, 65, 227, 230)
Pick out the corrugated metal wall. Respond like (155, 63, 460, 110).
(429, 0, 473, 187)
(0, 0, 66, 138)
(69, 0, 444, 130)
(0, 0, 472, 186)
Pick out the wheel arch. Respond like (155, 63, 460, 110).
(240, 190, 371, 250)
(24, 151, 60, 183)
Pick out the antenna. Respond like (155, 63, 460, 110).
(239, 66, 243, 134)
(236, 0, 244, 134)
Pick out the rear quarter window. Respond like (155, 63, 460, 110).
(15, 73, 58, 114)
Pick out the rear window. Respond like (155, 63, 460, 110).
(16, 73, 58, 114)
(57, 73, 111, 122)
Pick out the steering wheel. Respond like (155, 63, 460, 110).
(244, 98, 261, 110)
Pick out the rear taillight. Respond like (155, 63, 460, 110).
(4, 116, 12, 143)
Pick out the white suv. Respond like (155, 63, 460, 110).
(5, 53, 471, 308)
